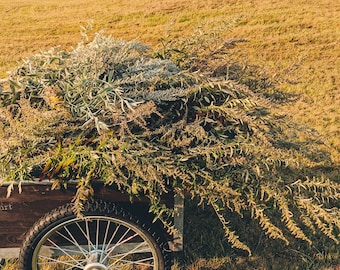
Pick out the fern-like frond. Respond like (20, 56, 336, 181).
(289, 177, 340, 203)
(297, 198, 339, 244)
(247, 194, 289, 245)
(211, 201, 252, 256)
(261, 184, 312, 244)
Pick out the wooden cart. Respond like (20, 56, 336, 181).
(0, 180, 183, 269)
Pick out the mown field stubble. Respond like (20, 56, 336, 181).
(0, 0, 339, 269)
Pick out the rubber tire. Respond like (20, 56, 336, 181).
(18, 200, 171, 270)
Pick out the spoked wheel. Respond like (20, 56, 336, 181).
(19, 201, 170, 270)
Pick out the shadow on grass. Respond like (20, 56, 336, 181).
(174, 199, 340, 270)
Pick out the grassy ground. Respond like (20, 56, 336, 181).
(0, 0, 339, 269)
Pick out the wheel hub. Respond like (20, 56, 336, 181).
(84, 250, 108, 270)
(84, 262, 108, 270)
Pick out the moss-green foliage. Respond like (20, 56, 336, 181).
(0, 30, 339, 256)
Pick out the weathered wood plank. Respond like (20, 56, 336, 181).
(0, 184, 75, 248)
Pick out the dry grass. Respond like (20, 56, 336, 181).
(0, 0, 339, 269)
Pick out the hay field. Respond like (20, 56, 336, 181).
(0, 0, 339, 269)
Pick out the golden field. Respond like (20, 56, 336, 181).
(0, 1, 339, 269)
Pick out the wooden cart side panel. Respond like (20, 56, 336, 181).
(0, 185, 75, 248)
(0, 183, 137, 249)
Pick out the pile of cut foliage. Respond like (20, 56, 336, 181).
(0, 31, 339, 256)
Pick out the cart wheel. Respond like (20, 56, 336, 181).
(18, 200, 171, 269)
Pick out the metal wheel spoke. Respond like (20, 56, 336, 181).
(37, 253, 85, 268)
(109, 256, 154, 268)
(102, 229, 135, 262)
(106, 229, 133, 253)
(100, 220, 111, 262)
(42, 238, 84, 265)
(102, 224, 121, 254)
(107, 242, 151, 260)
(74, 219, 96, 251)
(55, 228, 88, 257)
(96, 219, 100, 248)
(42, 244, 87, 255)
(63, 225, 89, 257)
(108, 241, 152, 267)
